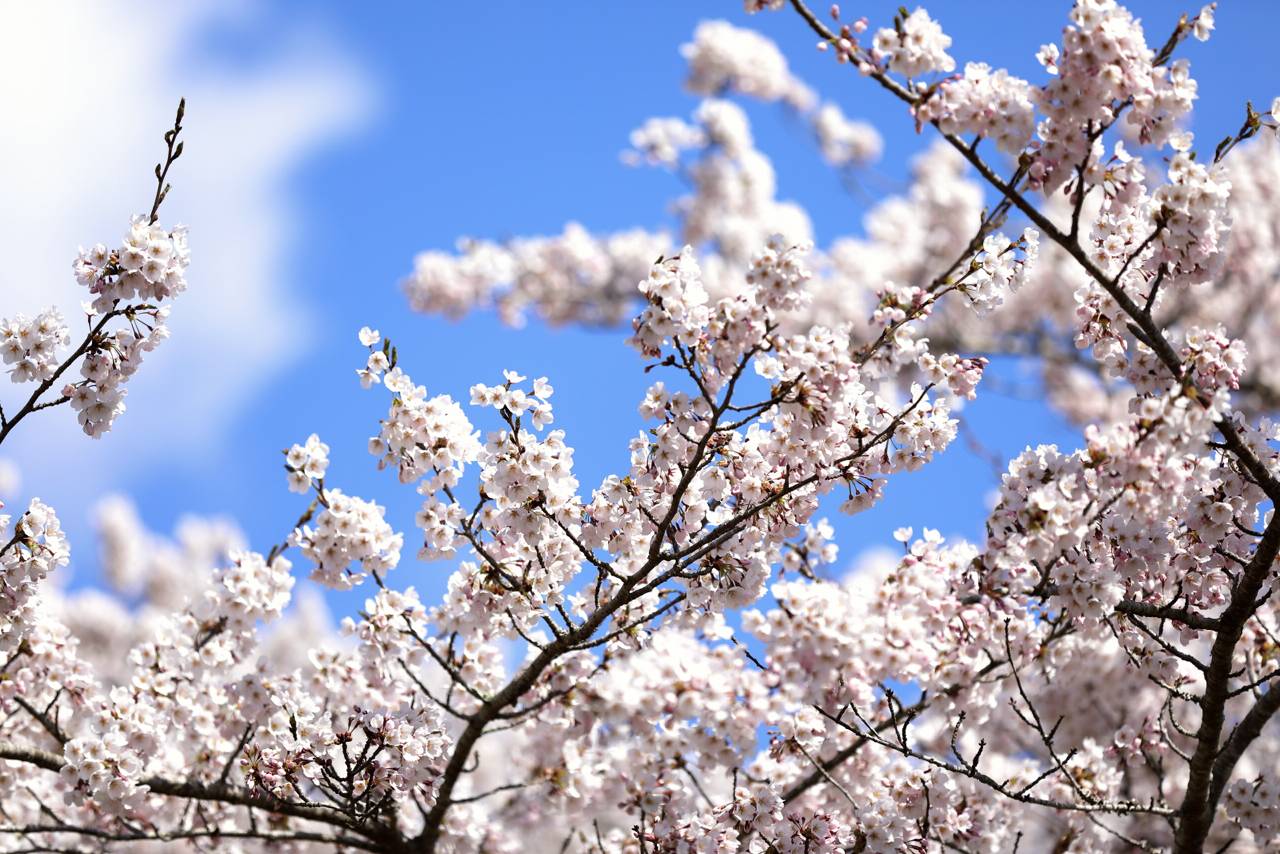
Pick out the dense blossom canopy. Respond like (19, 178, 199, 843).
(3, 3, 1280, 852)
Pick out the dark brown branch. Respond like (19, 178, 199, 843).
(149, 98, 186, 224)
(0, 742, 408, 852)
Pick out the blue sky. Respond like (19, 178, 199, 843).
(5, 1, 1278, 616)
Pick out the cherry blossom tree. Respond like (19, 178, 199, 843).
(4, 2, 1280, 851)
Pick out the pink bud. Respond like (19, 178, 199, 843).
(830, 3, 840, 19)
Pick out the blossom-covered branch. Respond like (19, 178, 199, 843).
(0, 99, 189, 443)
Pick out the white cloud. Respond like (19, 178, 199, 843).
(841, 545, 899, 585)
(0, 1, 374, 499)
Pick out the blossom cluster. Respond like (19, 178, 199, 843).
(1029, 0, 1199, 191)
(872, 8, 955, 78)
(363, 330, 482, 493)
(238, 675, 450, 809)
(0, 500, 69, 653)
(916, 62, 1036, 155)
(73, 218, 189, 311)
(811, 102, 883, 166)
(403, 223, 667, 326)
(60, 217, 191, 436)
(209, 550, 296, 627)
(432, 371, 582, 639)
(285, 432, 330, 493)
(682, 19, 815, 108)
(1227, 774, 1280, 845)
(296, 489, 403, 590)
(0, 309, 69, 385)
(622, 115, 706, 167)
(959, 228, 1040, 315)
(59, 741, 143, 815)
(1149, 149, 1233, 285)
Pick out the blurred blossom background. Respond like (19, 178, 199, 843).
(1, 0, 1276, 618)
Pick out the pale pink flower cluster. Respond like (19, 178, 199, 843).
(1227, 774, 1280, 845)
(363, 337, 482, 491)
(61, 724, 150, 815)
(296, 489, 403, 590)
(811, 102, 883, 166)
(1193, 4, 1216, 41)
(597, 240, 969, 627)
(781, 517, 839, 575)
(59, 218, 190, 436)
(1181, 324, 1247, 393)
(92, 493, 241, 609)
(622, 116, 706, 167)
(284, 432, 330, 493)
(744, 233, 814, 312)
(0, 309, 68, 384)
(354, 325, 389, 387)
(682, 20, 815, 109)
(1065, 145, 1235, 398)
(1149, 150, 1232, 285)
(679, 99, 817, 263)
(872, 8, 955, 78)
(239, 679, 449, 808)
(0, 500, 69, 652)
(1029, 0, 1198, 191)
(51, 548, 294, 820)
(916, 62, 1036, 155)
(73, 218, 189, 311)
(989, 375, 1240, 629)
(960, 228, 1039, 315)
(207, 551, 296, 628)
(403, 223, 667, 326)
(630, 248, 712, 356)
(918, 351, 986, 400)
(341, 585, 427, 668)
(432, 372, 582, 639)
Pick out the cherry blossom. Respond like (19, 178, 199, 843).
(872, 8, 955, 78)
(5, 6, 1280, 854)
